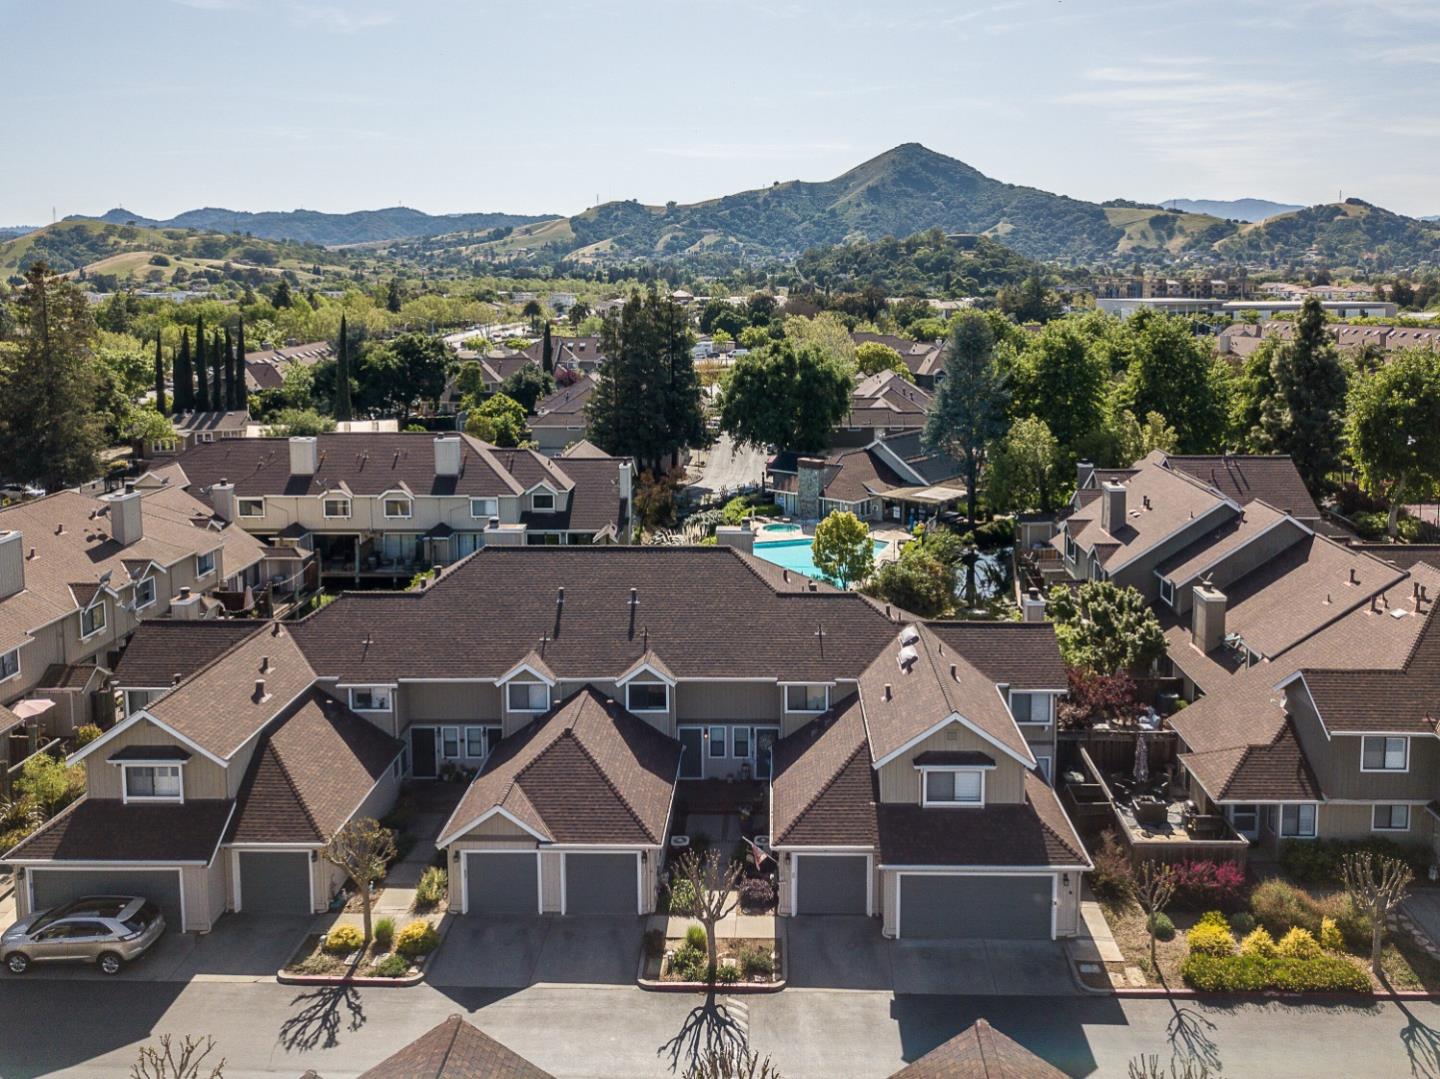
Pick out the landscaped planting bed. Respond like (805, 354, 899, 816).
(281, 919, 440, 983)
(642, 928, 781, 987)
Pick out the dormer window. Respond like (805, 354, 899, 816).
(81, 602, 107, 639)
(323, 497, 352, 519)
(350, 686, 393, 712)
(785, 684, 828, 713)
(1159, 578, 1175, 607)
(196, 551, 216, 578)
(1064, 532, 1076, 562)
(531, 492, 556, 512)
(0, 648, 18, 683)
(383, 497, 413, 519)
(626, 681, 668, 712)
(507, 681, 550, 712)
(922, 768, 984, 807)
(123, 764, 182, 803)
(134, 576, 157, 610)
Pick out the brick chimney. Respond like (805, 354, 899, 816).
(1100, 482, 1127, 535)
(0, 531, 23, 601)
(102, 486, 143, 547)
(1192, 584, 1227, 653)
(797, 457, 826, 519)
(289, 436, 319, 476)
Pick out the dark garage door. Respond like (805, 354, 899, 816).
(899, 875, 1053, 940)
(238, 851, 313, 913)
(465, 852, 538, 914)
(565, 853, 638, 915)
(30, 868, 184, 928)
(795, 854, 869, 915)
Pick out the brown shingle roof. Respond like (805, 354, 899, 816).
(530, 376, 594, 428)
(112, 620, 266, 688)
(1164, 454, 1320, 520)
(229, 689, 403, 844)
(771, 695, 879, 847)
(439, 687, 681, 846)
(1180, 720, 1322, 803)
(923, 623, 1068, 690)
(876, 772, 1088, 868)
(891, 1019, 1067, 1079)
(3, 799, 232, 863)
(292, 547, 899, 685)
(357, 1015, 553, 1079)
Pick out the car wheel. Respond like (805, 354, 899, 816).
(97, 952, 124, 976)
(5, 952, 29, 975)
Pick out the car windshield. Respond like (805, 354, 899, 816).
(122, 902, 160, 934)
(31, 896, 131, 932)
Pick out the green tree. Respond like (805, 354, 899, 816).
(1230, 335, 1280, 449)
(234, 317, 248, 413)
(1046, 580, 1167, 674)
(854, 340, 913, 382)
(782, 312, 856, 370)
(986, 417, 1063, 513)
(271, 278, 293, 308)
(717, 339, 852, 452)
(193, 316, 209, 411)
(223, 325, 237, 410)
(153, 334, 167, 416)
(1111, 311, 1232, 453)
(15, 753, 84, 817)
(811, 511, 874, 588)
(173, 330, 193, 413)
(700, 298, 747, 338)
(997, 274, 1062, 323)
(385, 278, 402, 314)
(586, 288, 703, 473)
(1112, 409, 1178, 463)
(263, 408, 337, 437)
(1344, 347, 1440, 538)
(465, 392, 528, 447)
(923, 310, 1010, 523)
(541, 321, 553, 374)
(333, 313, 353, 421)
(357, 332, 448, 422)
(864, 543, 954, 617)
(521, 298, 544, 332)
(1258, 296, 1347, 494)
(123, 405, 176, 450)
(500, 364, 556, 413)
(1008, 316, 1109, 458)
(210, 329, 225, 411)
(0, 263, 104, 489)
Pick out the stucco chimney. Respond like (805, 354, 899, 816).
(1021, 587, 1047, 623)
(1076, 460, 1095, 491)
(1192, 584, 1227, 653)
(714, 526, 754, 554)
(0, 531, 23, 601)
(1100, 482, 1127, 535)
(618, 459, 633, 501)
(102, 488, 144, 547)
(289, 436, 319, 476)
(210, 479, 235, 522)
(433, 436, 462, 478)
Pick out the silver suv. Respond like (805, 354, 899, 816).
(2, 896, 166, 975)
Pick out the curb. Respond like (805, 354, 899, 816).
(1111, 987, 1440, 1001)
(276, 969, 425, 988)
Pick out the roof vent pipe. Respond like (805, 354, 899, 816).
(556, 587, 565, 606)
(884, 683, 892, 701)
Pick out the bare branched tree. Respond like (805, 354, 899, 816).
(1127, 1054, 1211, 1079)
(673, 848, 744, 979)
(684, 1045, 782, 1079)
(323, 817, 396, 943)
(1342, 850, 1413, 973)
(1134, 861, 1177, 970)
(130, 1034, 224, 1079)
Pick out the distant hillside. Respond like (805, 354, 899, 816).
(794, 230, 1043, 296)
(0, 225, 36, 240)
(1217, 199, 1440, 268)
(1161, 197, 1303, 222)
(0, 219, 352, 277)
(71, 205, 553, 247)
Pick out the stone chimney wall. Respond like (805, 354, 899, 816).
(797, 458, 826, 519)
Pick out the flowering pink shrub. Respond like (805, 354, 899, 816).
(1172, 859, 1247, 911)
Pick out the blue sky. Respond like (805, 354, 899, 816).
(3, 0, 1438, 223)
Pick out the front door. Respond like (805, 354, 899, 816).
(754, 728, 780, 780)
(678, 727, 705, 780)
(411, 727, 438, 779)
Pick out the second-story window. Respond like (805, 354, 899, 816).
(626, 681, 668, 712)
(1159, 578, 1175, 607)
(1010, 692, 1048, 724)
(785, 684, 828, 713)
(1361, 736, 1408, 772)
(470, 498, 499, 519)
(323, 498, 351, 519)
(507, 682, 549, 712)
(81, 602, 106, 638)
(350, 686, 393, 712)
(0, 648, 18, 682)
(237, 498, 265, 518)
(124, 764, 182, 802)
(531, 492, 556, 512)
(383, 498, 413, 519)
(134, 576, 156, 610)
(1064, 532, 1076, 562)
(196, 551, 216, 577)
(922, 769, 984, 807)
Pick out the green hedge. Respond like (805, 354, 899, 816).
(1278, 837, 1429, 885)
(1180, 954, 1370, 993)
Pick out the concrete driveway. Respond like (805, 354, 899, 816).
(15, 913, 316, 982)
(783, 916, 1078, 996)
(427, 914, 642, 989)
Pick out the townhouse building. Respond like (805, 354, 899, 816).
(851, 333, 947, 389)
(529, 376, 595, 457)
(162, 433, 634, 581)
(0, 485, 268, 732)
(6, 546, 1086, 940)
(767, 432, 966, 526)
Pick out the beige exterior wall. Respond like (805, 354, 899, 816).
(402, 682, 502, 728)
(1170, 519, 1306, 615)
(540, 851, 563, 913)
(876, 724, 1027, 805)
(1320, 802, 1434, 844)
(235, 491, 521, 537)
(199, 854, 227, 930)
(180, 864, 221, 932)
(83, 718, 230, 801)
(1288, 685, 1440, 802)
(675, 681, 783, 723)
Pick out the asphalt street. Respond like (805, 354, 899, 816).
(4, 981, 1440, 1078)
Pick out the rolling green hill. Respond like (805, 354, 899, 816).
(793, 229, 1044, 295)
(1217, 199, 1440, 269)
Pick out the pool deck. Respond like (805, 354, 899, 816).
(748, 520, 908, 584)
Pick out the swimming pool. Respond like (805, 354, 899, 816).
(759, 522, 801, 534)
(753, 537, 888, 583)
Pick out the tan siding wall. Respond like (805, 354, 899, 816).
(1321, 802, 1434, 844)
(85, 719, 229, 800)
(314, 856, 343, 913)
(541, 852, 563, 913)
(882, 871, 899, 937)
(232, 492, 515, 538)
(1111, 509, 1237, 602)
(200, 854, 226, 930)
(456, 814, 537, 840)
(1288, 687, 1440, 802)
(180, 865, 215, 932)
(675, 682, 781, 723)
(404, 682, 502, 725)
(876, 725, 1026, 805)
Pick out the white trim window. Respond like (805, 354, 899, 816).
(507, 681, 549, 712)
(708, 726, 728, 758)
(81, 601, 107, 639)
(134, 576, 157, 610)
(784, 684, 828, 713)
(465, 725, 501, 759)
(1361, 736, 1408, 772)
(1159, 578, 1175, 607)
(626, 681, 668, 713)
(383, 497, 413, 520)
(531, 491, 556, 512)
(0, 647, 18, 683)
(470, 497, 499, 519)
(237, 497, 265, 518)
(350, 686, 393, 712)
(1034, 755, 1052, 782)
(323, 497, 352, 519)
(1064, 532, 1076, 562)
(1009, 692, 1049, 725)
(441, 727, 461, 760)
(1373, 804, 1411, 832)
(123, 764, 182, 803)
(1280, 803, 1317, 838)
(195, 551, 216, 578)
(922, 768, 984, 807)
(732, 726, 752, 759)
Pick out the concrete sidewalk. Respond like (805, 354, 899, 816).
(648, 891, 776, 941)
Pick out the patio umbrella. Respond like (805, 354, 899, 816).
(1133, 730, 1150, 784)
(10, 699, 54, 721)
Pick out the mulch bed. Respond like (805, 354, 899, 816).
(282, 933, 421, 982)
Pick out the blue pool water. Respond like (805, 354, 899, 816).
(753, 537, 887, 582)
(760, 522, 800, 534)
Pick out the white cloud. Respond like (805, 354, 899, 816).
(291, 5, 394, 33)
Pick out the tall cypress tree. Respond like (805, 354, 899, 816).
(211, 330, 225, 411)
(223, 325, 236, 410)
(154, 334, 167, 416)
(194, 318, 209, 410)
(541, 321, 554, 374)
(923, 310, 1010, 524)
(1260, 295, 1347, 494)
(175, 330, 193, 412)
(235, 318, 249, 412)
(334, 313, 354, 421)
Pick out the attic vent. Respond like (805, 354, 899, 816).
(945, 727, 959, 742)
(899, 626, 920, 647)
(898, 644, 918, 671)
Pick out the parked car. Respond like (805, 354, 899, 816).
(0, 483, 45, 502)
(2, 895, 166, 975)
